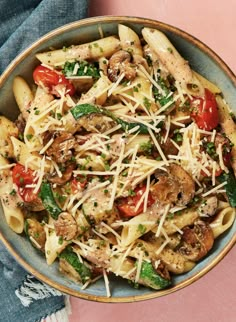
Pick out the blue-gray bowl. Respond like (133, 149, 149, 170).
(0, 16, 235, 302)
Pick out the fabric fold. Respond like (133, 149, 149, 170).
(0, 0, 89, 74)
(0, 0, 88, 321)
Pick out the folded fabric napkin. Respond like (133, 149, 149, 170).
(0, 1, 88, 321)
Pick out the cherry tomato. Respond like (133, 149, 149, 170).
(190, 88, 219, 131)
(117, 186, 155, 217)
(33, 65, 75, 96)
(223, 152, 232, 167)
(12, 164, 38, 202)
(71, 177, 87, 193)
(201, 167, 223, 178)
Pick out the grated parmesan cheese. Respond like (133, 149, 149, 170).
(103, 269, 111, 297)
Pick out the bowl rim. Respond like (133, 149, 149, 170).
(0, 15, 235, 303)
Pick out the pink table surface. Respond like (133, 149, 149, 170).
(69, 1, 236, 321)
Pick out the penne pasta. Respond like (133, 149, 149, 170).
(13, 76, 34, 119)
(210, 206, 236, 238)
(193, 71, 221, 94)
(118, 24, 143, 57)
(78, 74, 111, 106)
(152, 208, 199, 236)
(0, 116, 18, 158)
(36, 36, 121, 66)
(132, 75, 158, 112)
(44, 226, 69, 265)
(121, 213, 157, 247)
(0, 155, 24, 234)
(159, 247, 196, 274)
(216, 95, 236, 176)
(1, 195, 24, 234)
(142, 28, 204, 96)
(0, 24, 235, 295)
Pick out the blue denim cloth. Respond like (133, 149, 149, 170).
(0, 0, 88, 74)
(0, 0, 88, 321)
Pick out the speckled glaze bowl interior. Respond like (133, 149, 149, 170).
(0, 16, 235, 302)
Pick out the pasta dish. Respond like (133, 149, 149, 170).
(0, 25, 235, 295)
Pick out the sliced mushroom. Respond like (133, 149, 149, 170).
(48, 162, 76, 185)
(151, 163, 195, 206)
(24, 197, 45, 212)
(108, 50, 136, 82)
(54, 212, 78, 240)
(159, 247, 195, 274)
(198, 196, 218, 217)
(26, 218, 46, 251)
(82, 184, 120, 232)
(75, 241, 110, 269)
(77, 114, 115, 133)
(160, 137, 179, 156)
(43, 131, 76, 163)
(15, 113, 26, 135)
(169, 164, 195, 205)
(178, 220, 214, 261)
(152, 259, 171, 281)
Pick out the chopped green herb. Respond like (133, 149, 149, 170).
(202, 141, 218, 160)
(104, 162, 110, 171)
(58, 236, 64, 245)
(172, 129, 183, 143)
(128, 189, 136, 197)
(19, 177, 24, 184)
(143, 97, 151, 110)
(137, 224, 146, 234)
(140, 140, 153, 155)
(26, 134, 33, 141)
(62, 60, 100, 79)
(145, 54, 152, 66)
(54, 192, 67, 204)
(56, 113, 62, 120)
(167, 212, 175, 220)
(229, 112, 236, 123)
(10, 189, 16, 196)
(122, 170, 128, 177)
(18, 133, 24, 141)
(153, 77, 174, 108)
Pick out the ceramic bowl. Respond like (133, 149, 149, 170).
(0, 16, 235, 302)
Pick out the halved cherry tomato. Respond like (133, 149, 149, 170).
(223, 152, 232, 167)
(201, 167, 223, 178)
(12, 164, 38, 202)
(117, 185, 155, 217)
(190, 88, 219, 131)
(71, 177, 87, 193)
(33, 65, 75, 96)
